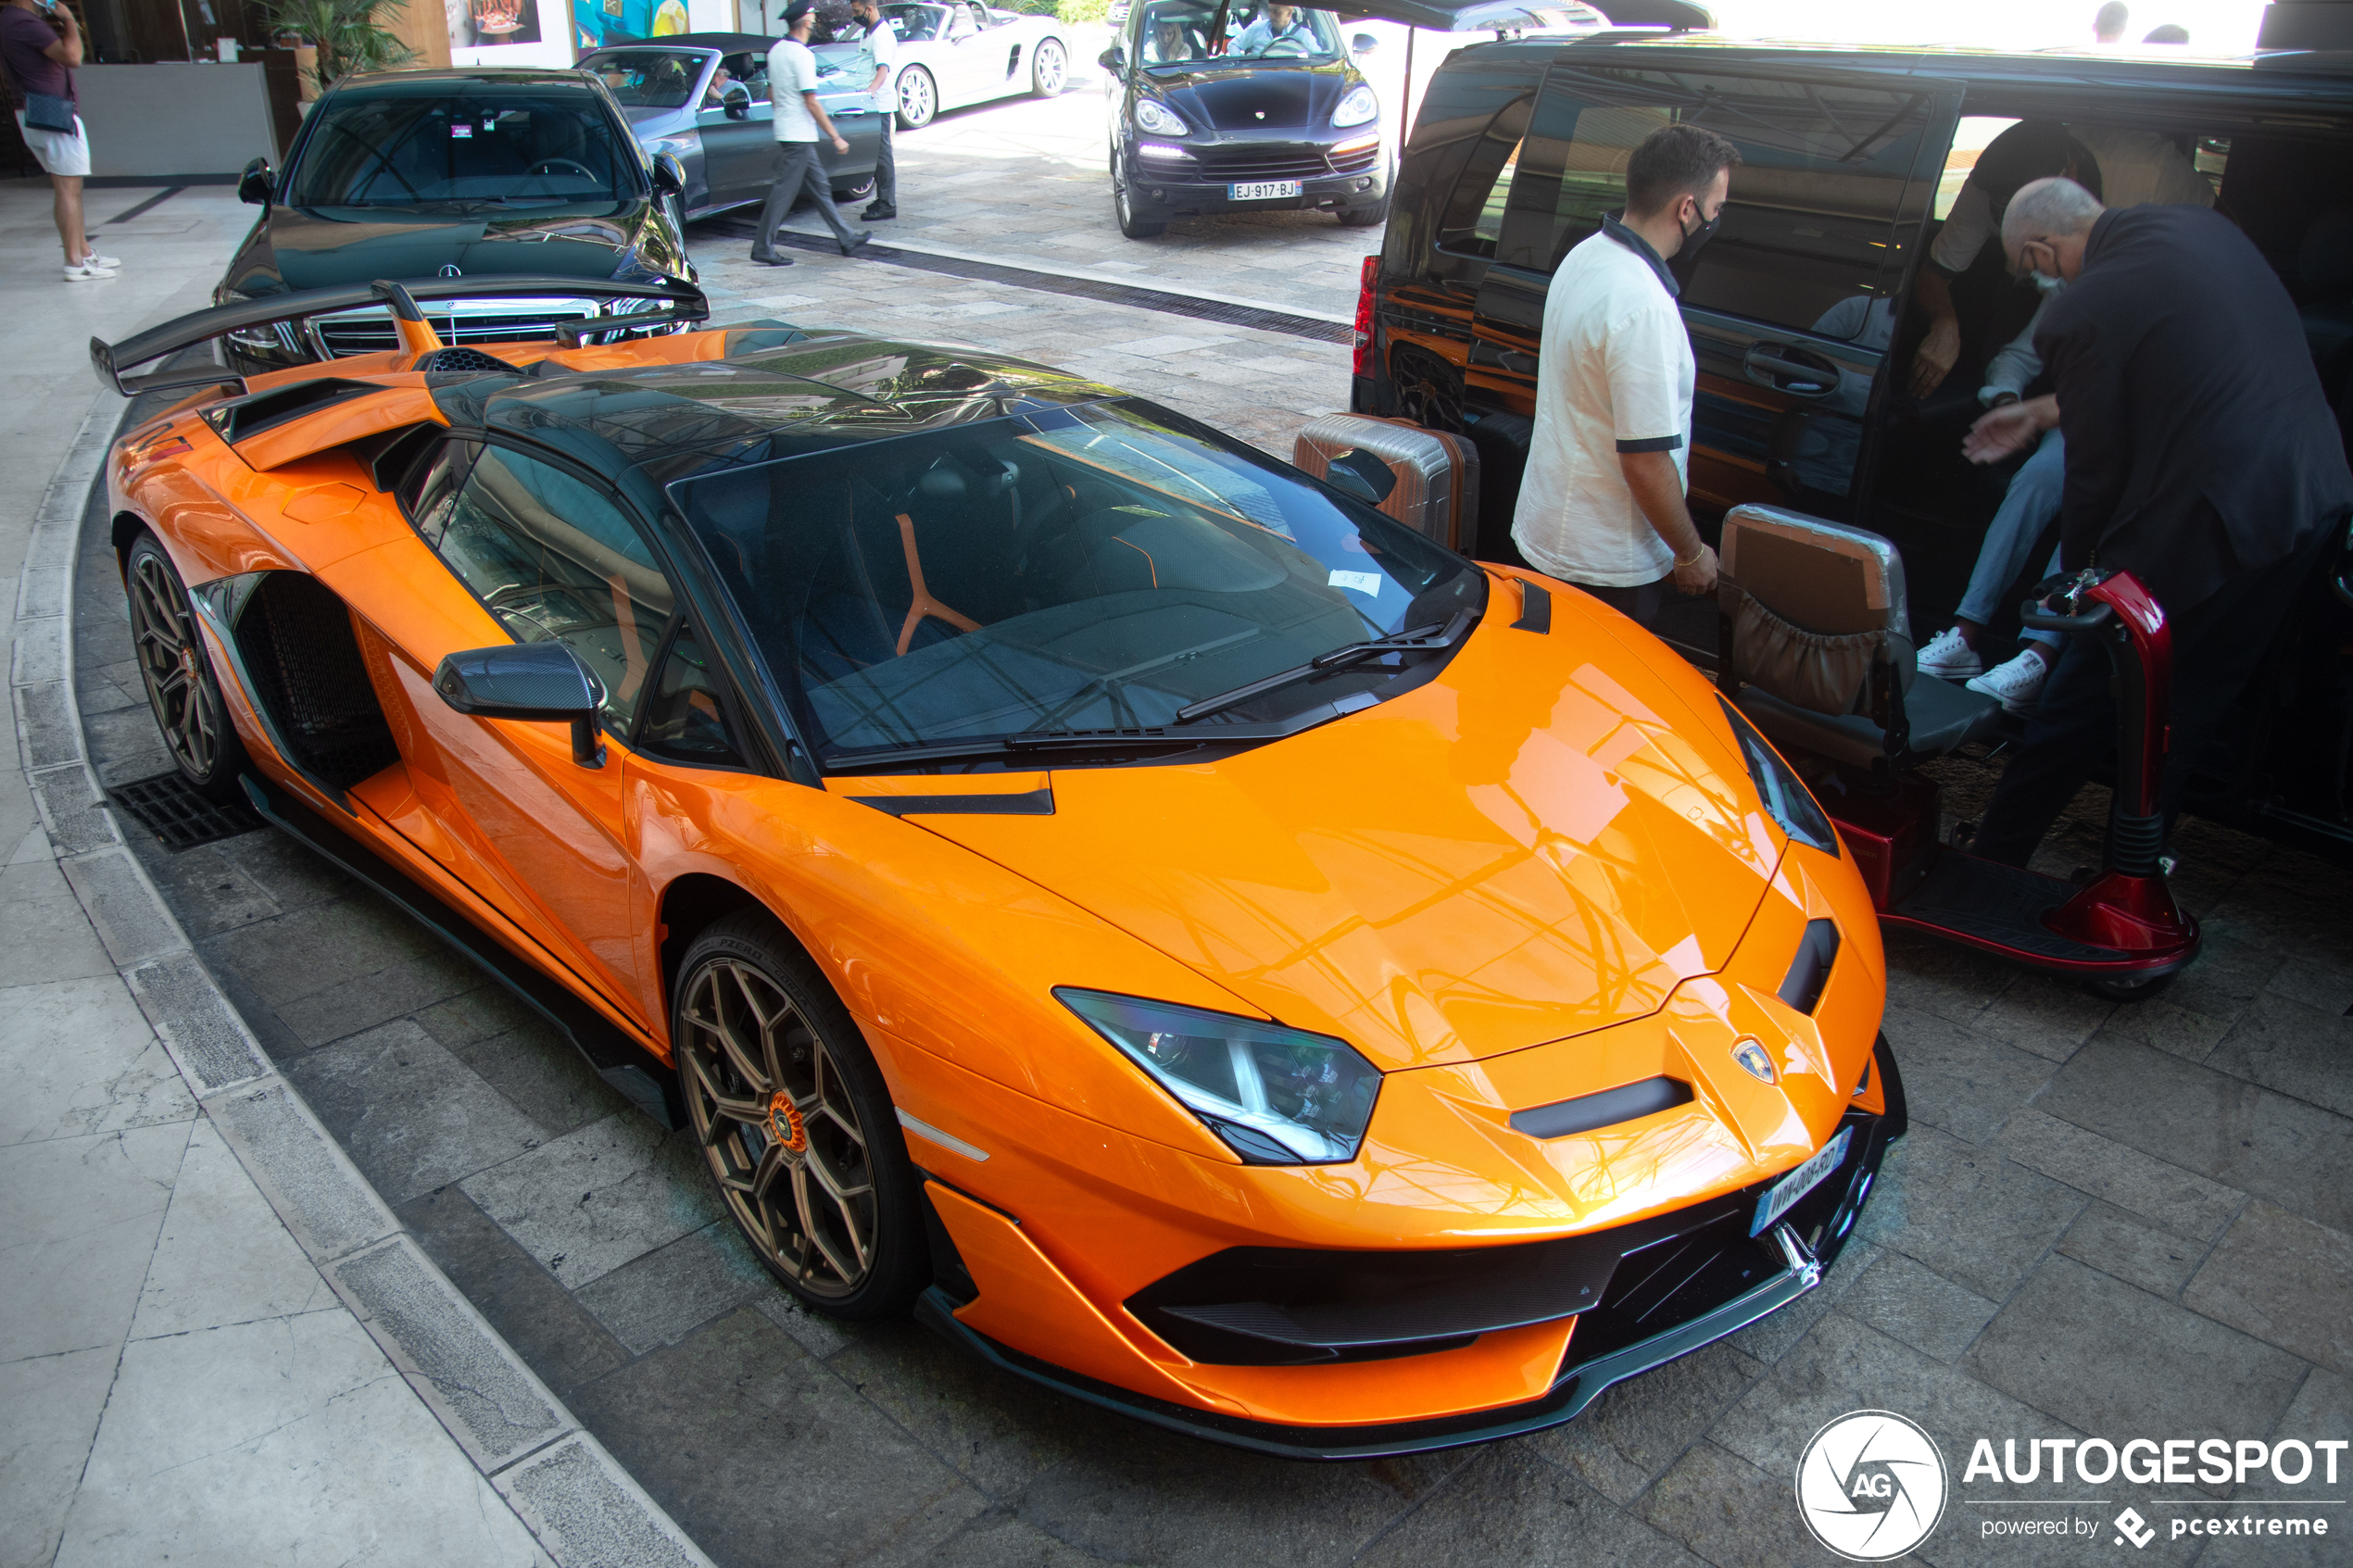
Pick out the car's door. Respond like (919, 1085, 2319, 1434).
(1470, 58, 1957, 521)
(386, 438, 683, 1023)
(936, 2, 996, 107)
(698, 50, 780, 210)
(812, 53, 884, 189)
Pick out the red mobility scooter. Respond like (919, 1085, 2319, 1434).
(1715, 506, 2198, 1000)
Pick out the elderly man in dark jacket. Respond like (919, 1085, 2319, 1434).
(1959, 176, 2352, 865)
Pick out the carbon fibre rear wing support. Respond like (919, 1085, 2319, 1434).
(89, 274, 711, 397)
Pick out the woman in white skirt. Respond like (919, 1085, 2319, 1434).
(2, 0, 119, 280)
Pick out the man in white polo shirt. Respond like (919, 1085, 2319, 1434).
(750, 0, 865, 266)
(1513, 123, 1739, 628)
(849, 0, 898, 220)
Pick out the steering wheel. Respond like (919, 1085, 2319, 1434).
(528, 158, 598, 182)
(1263, 37, 1309, 56)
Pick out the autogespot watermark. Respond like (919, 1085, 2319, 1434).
(1793, 1412, 2347, 1557)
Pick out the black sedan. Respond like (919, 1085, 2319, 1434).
(1101, 2, 1390, 236)
(217, 68, 697, 373)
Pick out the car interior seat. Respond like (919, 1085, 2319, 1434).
(1716, 505, 2002, 777)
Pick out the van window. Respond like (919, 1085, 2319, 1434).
(1493, 67, 1934, 341)
(1436, 94, 1534, 258)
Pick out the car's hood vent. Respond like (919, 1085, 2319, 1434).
(900, 604, 1780, 1072)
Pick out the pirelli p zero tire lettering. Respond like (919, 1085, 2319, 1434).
(126, 532, 251, 802)
(673, 911, 928, 1318)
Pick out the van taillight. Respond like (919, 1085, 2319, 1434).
(1353, 253, 1378, 379)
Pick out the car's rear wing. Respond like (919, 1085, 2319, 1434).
(90, 275, 711, 398)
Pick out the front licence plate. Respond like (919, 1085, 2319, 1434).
(1229, 180, 1302, 201)
(1751, 1126, 1852, 1236)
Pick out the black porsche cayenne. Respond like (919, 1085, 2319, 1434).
(1100, 1, 1390, 237)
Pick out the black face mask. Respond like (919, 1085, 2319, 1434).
(1679, 201, 1722, 260)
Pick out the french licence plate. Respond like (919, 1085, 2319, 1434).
(1229, 180, 1302, 201)
(1751, 1126, 1852, 1236)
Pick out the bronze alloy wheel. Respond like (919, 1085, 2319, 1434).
(673, 915, 926, 1314)
(126, 534, 248, 800)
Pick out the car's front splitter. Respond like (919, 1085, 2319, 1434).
(916, 1040, 1904, 1460)
(1123, 169, 1386, 220)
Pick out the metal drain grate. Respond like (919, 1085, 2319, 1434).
(110, 772, 268, 853)
(712, 221, 1353, 345)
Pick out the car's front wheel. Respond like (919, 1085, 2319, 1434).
(126, 532, 249, 802)
(1031, 37, 1066, 96)
(1112, 148, 1165, 239)
(673, 911, 928, 1318)
(1337, 196, 1389, 227)
(896, 65, 937, 131)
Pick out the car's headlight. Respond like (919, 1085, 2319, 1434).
(1133, 98, 1189, 136)
(1331, 83, 1378, 128)
(1057, 989, 1380, 1164)
(1720, 697, 1840, 857)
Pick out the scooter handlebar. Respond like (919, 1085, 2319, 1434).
(2020, 571, 2119, 633)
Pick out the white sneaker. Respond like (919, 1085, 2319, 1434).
(82, 249, 120, 270)
(64, 259, 117, 281)
(1917, 625, 1982, 679)
(1966, 649, 2051, 716)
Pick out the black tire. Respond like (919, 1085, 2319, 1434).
(834, 175, 876, 204)
(673, 910, 928, 1319)
(1337, 197, 1389, 228)
(125, 532, 250, 802)
(2080, 968, 2180, 1003)
(1112, 150, 1165, 240)
(895, 65, 937, 131)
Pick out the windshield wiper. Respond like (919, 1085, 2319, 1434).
(824, 727, 1224, 771)
(1172, 610, 1472, 726)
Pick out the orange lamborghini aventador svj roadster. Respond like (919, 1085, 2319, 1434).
(95, 277, 1899, 1458)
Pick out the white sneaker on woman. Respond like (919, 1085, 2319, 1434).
(1966, 649, 2051, 716)
(1917, 625, 1982, 679)
(64, 259, 117, 281)
(82, 249, 121, 270)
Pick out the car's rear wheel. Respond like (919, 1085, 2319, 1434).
(1030, 37, 1066, 96)
(896, 66, 937, 131)
(126, 532, 249, 802)
(1112, 149, 1165, 239)
(673, 911, 927, 1318)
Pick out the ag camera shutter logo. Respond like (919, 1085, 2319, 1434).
(1795, 1410, 1949, 1561)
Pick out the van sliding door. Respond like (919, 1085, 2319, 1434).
(1472, 60, 1953, 524)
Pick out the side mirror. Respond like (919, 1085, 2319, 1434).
(1351, 31, 1378, 53)
(1098, 45, 1124, 72)
(649, 151, 686, 195)
(433, 643, 607, 767)
(238, 156, 274, 207)
(723, 84, 750, 119)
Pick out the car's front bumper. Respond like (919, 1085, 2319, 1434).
(916, 1037, 1903, 1458)
(1122, 139, 1388, 220)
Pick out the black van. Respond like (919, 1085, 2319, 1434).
(1352, 28, 2353, 855)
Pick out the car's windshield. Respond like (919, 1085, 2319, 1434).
(882, 3, 950, 41)
(1141, 1, 1343, 66)
(288, 89, 641, 207)
(673, 400, 1484, 763)
(582, 50, 713, 110)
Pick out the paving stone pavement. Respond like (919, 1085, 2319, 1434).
(37, 101, 2353, 1565)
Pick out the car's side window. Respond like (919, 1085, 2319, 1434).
(637, 624, 747, 768)
(1496, 67, 1933, 341)
(719, 51, 771, 105)
(400, 438, 478, 542)
(422, 445, 677, 738)
(1435, 93, 1534, 259)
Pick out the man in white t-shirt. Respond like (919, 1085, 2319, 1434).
(750, 0, 865, 266)
(1511, 123, 1739, 629)
(849, 0, 899, 220)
